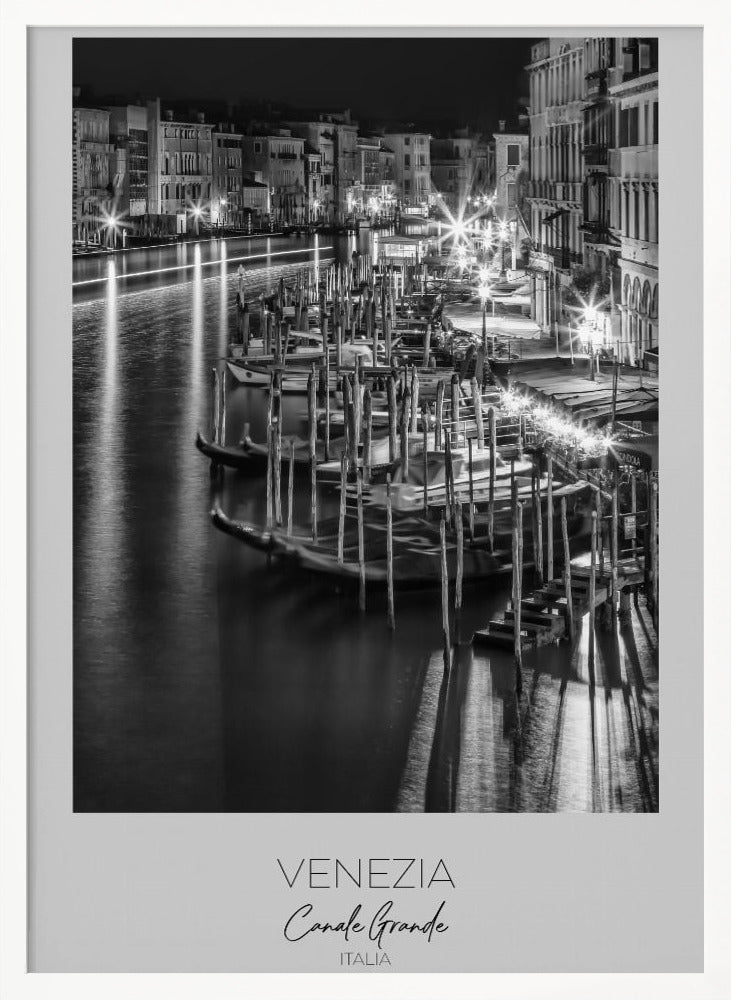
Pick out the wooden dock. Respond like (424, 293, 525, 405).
(472, 553, 646, 651)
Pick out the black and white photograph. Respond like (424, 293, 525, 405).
(72, 33, 660, 814)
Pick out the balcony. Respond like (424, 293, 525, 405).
(619, 235, 658, 268)
(579, 220, 618, 248)
(545, 100, 584, 127)
(527, 180, 582, 204)
(584, 69, 607, 100)
(528, 247, 583, 272)
(582, 143, 608, 167)
(609, 146, 658, 179)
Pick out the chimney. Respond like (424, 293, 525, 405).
(165, 109, 173, 121)
(197, 111, 205, 124)
(499, 120, 506, 132)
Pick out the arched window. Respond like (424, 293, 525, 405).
(641, 281, 652, 316)
(632, 277, 641, 311)
(640, 280, 652, 353)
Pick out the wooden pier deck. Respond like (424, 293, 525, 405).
(472, 553, 646, 651)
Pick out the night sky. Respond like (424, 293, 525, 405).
(73, 36, 536, 133)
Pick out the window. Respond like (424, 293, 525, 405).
(254, 141, 262, 153)
(618, 106, 639, 147)
(652, 102, 658, 143)
(404, 154, 411, 167)
(507, 183, 517, 206)
(404, 137, 410, 146)
(507, 144, 520, 166)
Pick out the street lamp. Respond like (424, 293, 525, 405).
(578, 305, 603, 381)
(497, 218, 509, 277)
(101, 209, 120, 249)
(219, 197, 227, 234)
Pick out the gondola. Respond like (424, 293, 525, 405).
(210, 480, 592, 589)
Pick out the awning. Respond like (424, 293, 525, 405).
(609, 436, 658, 472)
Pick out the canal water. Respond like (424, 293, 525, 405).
(73, 231, 658, 812)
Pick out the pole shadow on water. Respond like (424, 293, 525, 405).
(423, 642, 471, 812)
(595, 617, 658, 811)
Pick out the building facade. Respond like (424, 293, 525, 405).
(72, 107, 112, 241)
(385, 131, 432, 210)
(608, 38, 659, 364)
(212, 126, 243, 228)
(283, 120, 337, 222)
(241, 175, 270, 229)
(107, 105, 149, 224)
(493, 125, 530, 219)
(526, 38, 586, 333)
(351, 136, 397, 216)
(242, 129, 306, 225)
(579, 38, 622, 349)
(147, 101, 213, 233)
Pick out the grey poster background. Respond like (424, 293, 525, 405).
(28, 25, 702, 972)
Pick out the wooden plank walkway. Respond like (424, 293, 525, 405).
(472, 554, 646, 651)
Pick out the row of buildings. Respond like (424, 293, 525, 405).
(72, 97, 522, 241)
(524, 36, 659, 365)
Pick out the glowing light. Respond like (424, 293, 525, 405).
(101, 209, 121, 232)
(497, 388, 612, 459)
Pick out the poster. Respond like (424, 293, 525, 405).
(3, 7, 729, 998)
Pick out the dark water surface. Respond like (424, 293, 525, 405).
(73, 233, 658, 812)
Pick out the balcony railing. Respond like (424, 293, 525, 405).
(584, 69, 607, 100)
(528, 247, 583, 272)
(527, 180, 582, 203)
(608, 146, 658, 178)
(579, 220, 614, 246)
(582, 143, 608, 167)
(545, 101, 584, 126)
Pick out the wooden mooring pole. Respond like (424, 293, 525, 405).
(439, 517, 451, 674)
(546, 451, 554, 582)
(471, 378, 484, 450)
(387, 375, 398, 464)
(308, 369, 318, 542)
(467, 437, 475, 541)
(357, 469, 366, 612)
(611, 475, 619, 625)
(651, 477, 659, 629)
(212, 367, 220, 443)
(386, 473, 395, 629)
(323, 325, 331, 461)
(532, 461, 544, 587)
(561, 495, 574, 639)
(219, 368, 227, 447)
(435, 379, 444, 449)
(512, 499, 523, 695)
(455, 501, 464, 615)
(273, 374, 282, 526)
(400, 388, 411, 479)
(363, 386, 372, 484)
(488, 406, 496, 552)
(589, 510, 597, 674)
(338, 454, 346, 565)
(422, 404, 429, 515)
(287, 438, 295, 536)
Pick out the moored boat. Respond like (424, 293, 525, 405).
(210, 481, 591, 589)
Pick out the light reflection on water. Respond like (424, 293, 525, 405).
(73, 233, 658, 812)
